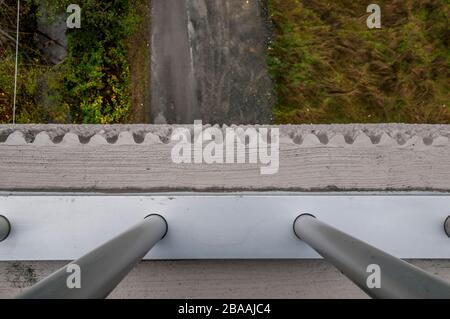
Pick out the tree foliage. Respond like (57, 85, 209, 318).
(0, 0, 140, 124)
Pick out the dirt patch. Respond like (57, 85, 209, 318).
(151, 0, 273, 124)
(187, 0, 274, 124)
(127, 0, 152, 123)
(6, 262, 38, 288)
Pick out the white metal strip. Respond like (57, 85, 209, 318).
(0, 194, 449, 260)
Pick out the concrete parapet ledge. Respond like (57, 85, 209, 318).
(0, 124, 450, 192)
(0, 124, 450, 146)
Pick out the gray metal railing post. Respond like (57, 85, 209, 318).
(294, 214, 450, 299)
(445, 216, 450, 238)
(0, 215, 11, 242)
(17, 214, 167, 299)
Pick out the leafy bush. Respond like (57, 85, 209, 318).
(42, 0, 140, 123)
(0, 0, 141, 124)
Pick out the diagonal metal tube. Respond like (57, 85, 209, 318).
(17, 214, 167, 299)
(294, 214, 450, 299)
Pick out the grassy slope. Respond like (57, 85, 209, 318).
(268, 0, 449, 124)
(126, 0, 152, 123)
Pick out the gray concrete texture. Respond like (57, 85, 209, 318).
(2, 260, 450, 299)
(1, 124, 450, 192)
(1, 123, 449, 145)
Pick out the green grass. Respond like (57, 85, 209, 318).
(1, 0, 448, 124)
(268, 0, 450, 124)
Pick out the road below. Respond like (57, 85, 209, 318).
(151, 0, 198, 124)
(151, 0, 273, 124)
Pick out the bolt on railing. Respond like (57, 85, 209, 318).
(17, 214, 167, 299)
(445, 216, 450, 238)
(294, 214, 450, 299)
(0, 215, 11, 242)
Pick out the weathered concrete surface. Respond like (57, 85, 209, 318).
(151, 0, 272, 124)
(1, 260, 450, 299)
(1, 124, 450, 192)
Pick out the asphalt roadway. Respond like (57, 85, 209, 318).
(150, 0, 273, 124)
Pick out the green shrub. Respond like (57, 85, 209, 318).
(42, 0, 140, 123)
(0, 0, 141, 124)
